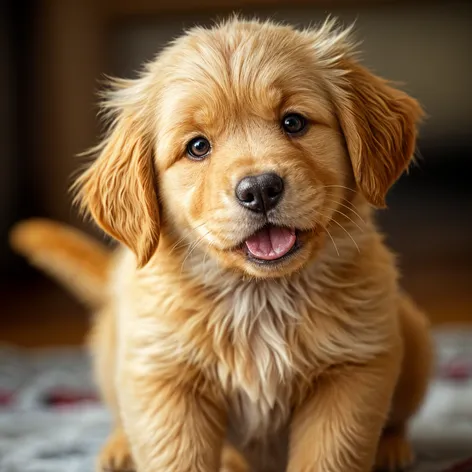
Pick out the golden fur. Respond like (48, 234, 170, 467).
(11, 18, 432, 472)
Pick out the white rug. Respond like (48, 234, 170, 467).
(0, 328, 471, 472)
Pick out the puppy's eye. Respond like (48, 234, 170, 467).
(282, 113, 307, 136)
(187, 137, 211, 160)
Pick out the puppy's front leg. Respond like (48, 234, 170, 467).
(119, 366, 226, 472)
(288, 351, 401, 472)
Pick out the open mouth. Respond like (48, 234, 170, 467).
(243, 224, 300, 264)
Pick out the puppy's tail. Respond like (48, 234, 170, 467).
(9, 219, 112, 309)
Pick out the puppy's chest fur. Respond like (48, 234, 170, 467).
(212, 280, 298, 470)
(204, 266, 391, 448)
(218, 281, 296, 443)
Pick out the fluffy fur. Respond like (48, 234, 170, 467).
(11, 17, 432, 472)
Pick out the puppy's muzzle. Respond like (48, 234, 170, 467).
(235, 173, 284, 214)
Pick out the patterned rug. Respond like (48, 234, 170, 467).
(0, 328, 471, 472)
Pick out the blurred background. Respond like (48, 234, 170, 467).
(1, 0, 471, 347)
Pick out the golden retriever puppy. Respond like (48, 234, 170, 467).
(11, 17, 432, 472)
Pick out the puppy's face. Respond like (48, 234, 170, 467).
(76, 20, 423, 278)
(157, 27, 347, 277)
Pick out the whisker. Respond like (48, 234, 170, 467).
(331, 208, 364, 233)
(313, 216, 340, 257)
(325, 217, 360, 254)
(317, 184, 357, 193)
(325, 198, 366, 225)
(169, 222, 208, 255)
(180, 230, 211, 276)
(324, 225, 340, 257)
(186, 235, 207, 260)
(202, 229, 224, 268)
(169, 210, 236, 256)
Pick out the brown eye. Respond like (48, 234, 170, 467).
(282, 113, 307, 135)
(187, 137, 211, 159)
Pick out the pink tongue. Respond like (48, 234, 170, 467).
(245, 226, 296, 261)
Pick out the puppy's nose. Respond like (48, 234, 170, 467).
(235, 173, 284, 213)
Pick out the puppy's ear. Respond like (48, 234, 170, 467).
(75, 99, 160, 268)
(332, 63, 424, 207)
(312, 21, 424, 207)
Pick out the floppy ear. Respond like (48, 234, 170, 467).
(331, 62, 424, 207)
(75, 113, 160, 268)
(311, 20, 424, 207)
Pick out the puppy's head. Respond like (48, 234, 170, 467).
(76, 18, 423, 278)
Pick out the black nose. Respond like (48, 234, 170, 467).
(235, 173, 284, 213)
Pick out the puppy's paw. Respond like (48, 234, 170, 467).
(375, 427, 414, 472)
(97, 427, 135, 472)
